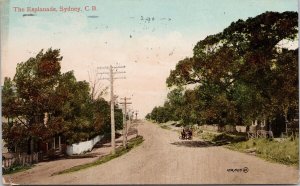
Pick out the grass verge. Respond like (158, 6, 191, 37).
(53, 135, 144, 175)
(160, 125, 171, 130)
(3, 164, 34, 175)
(199, 132, 246, 144)
(226, 138, 299, 166)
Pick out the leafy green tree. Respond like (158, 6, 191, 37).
(148, 106, 169, 123)
(2, 78, 28, 151)
(7, 48, 64, 153)
(2, 77, 16, 118)
(145, 113, 151, 120)
(165, 11, 298, 128)
(2, 48, 123, 153)
(166, 88, 185, 121)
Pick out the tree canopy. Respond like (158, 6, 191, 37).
(148, 11, 298, 128)
(2, 48, 123, 152)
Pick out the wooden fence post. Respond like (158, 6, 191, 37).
(59, 136, 61, 152)
(53, 137, 56, 149)
(3, 153, 44, 169)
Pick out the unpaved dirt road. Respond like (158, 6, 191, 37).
(7, 120, 299, 184)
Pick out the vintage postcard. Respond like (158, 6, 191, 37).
(1, 0, 299, 185)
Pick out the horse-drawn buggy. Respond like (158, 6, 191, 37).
(179, 127, 193, 140)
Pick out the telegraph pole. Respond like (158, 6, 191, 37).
(135, 110, 139, 120)
(131, 110, 135, 122)
(128, 108, 133, 122)
(119, 97, 132, 147)
(98, 65, 125, 154)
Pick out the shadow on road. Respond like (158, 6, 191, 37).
(171, 140, 229, 148)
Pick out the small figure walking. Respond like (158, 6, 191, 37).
(181, 128, 186, 139)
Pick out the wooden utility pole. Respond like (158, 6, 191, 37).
(127, 108, 133, 122)
(120, 97, 132, 147)
(135, 110, 139, 120)
(98, 65, 125, 154)
(131, 110, 136, 122)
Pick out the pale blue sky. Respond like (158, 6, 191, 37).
(3, 0, 298, 117)
(8, 0, 298, 37)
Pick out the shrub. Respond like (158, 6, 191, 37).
(227, 138, 299, 166)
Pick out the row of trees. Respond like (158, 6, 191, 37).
(147, 11, 298, 132)
(2, 48, 123, 153)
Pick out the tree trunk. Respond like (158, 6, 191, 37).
(28, 137, 31, 154)
(284, 108, 289, 134)
(30, 138, 34, 154)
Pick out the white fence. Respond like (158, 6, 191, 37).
(235, 125, 247, 133)
(66, 135, 104, 156)
(2, 153, 41, 168)
(199, 124, 221, 132)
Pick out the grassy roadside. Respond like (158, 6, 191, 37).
(154, 121, 180, 131)
(148, 120, 172, 130)
(199, 131, 298, 166)
(52, 135, 144, 175)
(3, 164, 34, 175)
(160, 125, 172, 130)
(199, 131, 246, 144)
(226, 138, 299, 166)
